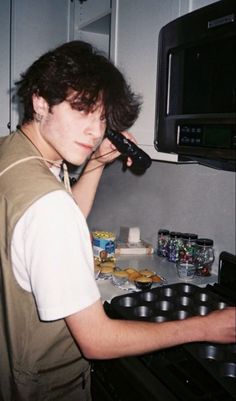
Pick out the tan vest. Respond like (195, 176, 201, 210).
(0, 131, 90, 401)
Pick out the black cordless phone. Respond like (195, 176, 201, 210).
(106, 130, 152, 170)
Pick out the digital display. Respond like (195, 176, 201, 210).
(204, 127, 232, 148)
(178, 125, 233, 149)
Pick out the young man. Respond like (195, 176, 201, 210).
(0, 41, 235, 401)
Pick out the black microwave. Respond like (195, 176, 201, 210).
(154, 0, 236, 171)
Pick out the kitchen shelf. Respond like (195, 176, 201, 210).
(73, 1, 112, 57)
(79, 10, 111, 34)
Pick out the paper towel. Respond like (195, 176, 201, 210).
(128, 227, 141, 243)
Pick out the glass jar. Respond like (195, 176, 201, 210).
(195, 238, 214, 276)
(167, 232, 183, 263)
(157, 229, 170, 257)
(179, 233, 198, 265)
(176, 260, 196, 280)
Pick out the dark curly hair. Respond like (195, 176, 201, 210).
(16, 40, 142, 132)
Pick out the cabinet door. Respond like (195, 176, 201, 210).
(114, 0, 181, 159)
(10, 0, 72, 131)
(77, 0, 111, 26)
(0, 0, 11, 136)
(73, 0, 111, 57)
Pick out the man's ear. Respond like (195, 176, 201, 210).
(32, 94, 49, 117)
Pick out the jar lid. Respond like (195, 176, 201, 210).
(176, 232, 183, 238)
(170, 231, 182, 238)
(158, 229, 169, 235)
(189, 233, 198, 241)
(196, 238, 214, 246)
(182, 233, 198, 240)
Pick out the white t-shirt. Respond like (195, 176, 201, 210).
(11, 176, 100, 321)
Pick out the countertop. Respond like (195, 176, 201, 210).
(97, 254, 218, 302)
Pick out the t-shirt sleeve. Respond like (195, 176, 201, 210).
(11, 190, 101, 321)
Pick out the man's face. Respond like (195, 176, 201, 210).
(39, 100, 107, 165)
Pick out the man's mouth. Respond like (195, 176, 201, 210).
(77, 142, 94, 152)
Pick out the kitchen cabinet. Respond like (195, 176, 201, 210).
(73, 0, 112, 57)
(114, 0, 181, 162)
(75, 0, 111, 23)
(0, 0, 73, 137)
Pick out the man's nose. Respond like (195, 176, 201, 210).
(88, 121, 105, 139)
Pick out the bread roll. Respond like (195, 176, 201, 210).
(139, 269, 154, 277)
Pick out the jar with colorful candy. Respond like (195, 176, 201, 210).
(179, 233, 198, 264)
(157, 229, 170, 257)
(167, 232, 183, 263)
(195, 238, 214, 276)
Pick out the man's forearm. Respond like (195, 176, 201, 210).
(66, 300, 236, 361)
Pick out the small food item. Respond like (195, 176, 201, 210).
(94, 258, 100, 267)
(100, 261, 116, 268)
(151, 275, 162, 283)
(99, 265, 115, 279)
(134, 276, 153, 290)
(99, 250, 108, 261)
(112, 270, 129, 287)
(113, 270, 129, 278)
(139, 269, 154, 277)
(100, 266, 115, 274)
(128, 271, 142, 281)
(94, 258, 101, 279)
(125, 267, 138, 274)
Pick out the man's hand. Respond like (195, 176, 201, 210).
(202, 307, 236, 344)
(92, 130, 137, 166)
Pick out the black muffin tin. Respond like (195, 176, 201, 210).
(110, 282, 230, 321)
(110, 282, 236, 399)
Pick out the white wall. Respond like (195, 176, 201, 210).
(88, 160, 236, 273)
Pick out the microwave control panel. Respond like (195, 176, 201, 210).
(177, 124, 236, 150)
